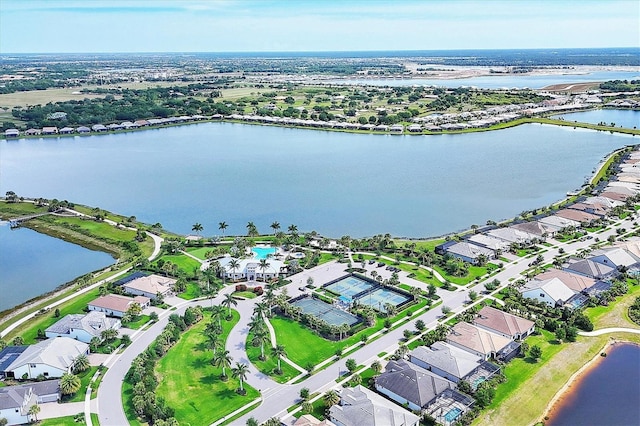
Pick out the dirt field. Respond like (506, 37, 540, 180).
(540, 82, 600, 93)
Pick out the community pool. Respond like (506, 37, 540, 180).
(252, 246, 276, 259)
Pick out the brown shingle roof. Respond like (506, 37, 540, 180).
(89, 294, 148, 313)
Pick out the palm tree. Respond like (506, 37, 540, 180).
(339, 323, 350, 340)
(253, 302, 270, 319)
(288, 224, 299, 240)
(246, 221, 258, 237)
(222, 293, 237, 318)
(205, 332, 222, 357)
(28, 404, 40, 422)
(271, 344, 287, 373)
(231, 362, 249, 393)
(228, 259, 240, 282)
(73, 354, 90, 373)
(323, 390, 340, 407)
(259, 258, 271, 282)
(371, 360, 382, 376)
(210, 305, 225, 328)
(60, 373, 81, 395)
(101, 328, 118, 343)
(218, 221, 228, 236)
(253, 327, 270, 360)
(213, 349, 233, 380)
(192, 222, 203, 236)
(270, 221, 280, 235)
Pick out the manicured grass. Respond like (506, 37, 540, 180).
(91, 413, 101, 426)
(394, 238, 446, 252)
(270, 316, 344, 367)
(5, 288, 101, 343)
(179, 282, 203, 300)
(39, 415, 85, 426)
(584, 284, 640, 328)
(47, 215, 137, 243)
(155, 254, 202, 275)
(292, 397, 328, 420)
(155, 310, 259, 425)
(185, 246, 215, 260)
(233, 291, 258, 299)
(245, 331, 301, 383)
(122, 314, 151, 330)
(64, 366, 99, 403)
(122, 381, 146, 426)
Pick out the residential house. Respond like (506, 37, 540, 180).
(4, 337, 89, 379)
(537, 215, 581, 233)
(554, 209, 600, 224)
(563, 257, 617, 280)
(567, 202, 610, 218)
(408, 342, 482, 383)
(0, 381, 60, 426)
(446, 322, 512, 361)
(76, 126, 91, 133)
(88, 294, 150, 318)
(511, 221, 555, 238)
(329, 385, 419, 426)
(588, 247, 640, 271)
(122, 274, 175, 300)
(443, 241, 495, 264)
(534, 268, 596, 293)
(4, 129, 20, 138)
(473, 306, 535, 340)
(293, 414, 336, 426)
(583, 196, 623, 209)
(487, 228, 537, 245)
(466, 234, 510, 252)
(435, 240, 458, 256)
(41, 127, 58, 135)
(59, 127, 75, 134)
(599, 191, 629, 203)
(0, 346, 28, 378)
(45, 311, 121, 343)
(24, 129, 41, 136)
(520, 277, 576, 307)
(91, 124, 107, 132)
(374, 359, 454, 412)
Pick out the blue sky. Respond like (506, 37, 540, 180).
(1, 0, 638, 53)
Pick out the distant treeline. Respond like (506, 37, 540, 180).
(599, 80, 640, 92)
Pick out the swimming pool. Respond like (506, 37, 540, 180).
(444, 407, 462, 423)
(252, 246, 276, 259)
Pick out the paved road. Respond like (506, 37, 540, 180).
(94, 212, 639, 425)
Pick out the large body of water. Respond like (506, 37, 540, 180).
(0, 222, 114, 312)
(557, 109, 640, 130)
(1, 122, 636, 238)
(328, 70, 640, 89)
(547, 343, 640, 426)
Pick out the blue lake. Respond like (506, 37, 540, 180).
(0, 222, 114, 312)
(556, 109, 640, 130)
(328, 70, 640, 89)
(0, 122, 636, 239)
(547, 343, 640, 426)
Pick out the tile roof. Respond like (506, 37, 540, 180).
(447, 322, 511, 357)
(534, 268, 596, 292)
(89, 294, 149, 313)
(6, 338, 88, 373)
(474, 306, 534, 338)
(563, 258, 616, 279)
(330, 384, 419, 426)
(123, 274, 175, 295)
(521, 277, 576, 303)
(409, 342, 482, 380)
(45, 311, 119, 338)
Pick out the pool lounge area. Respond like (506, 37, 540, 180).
(251, 246, 277, 259)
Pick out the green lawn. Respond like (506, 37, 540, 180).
(38, 415, 85, 426)
(64, 366, 99, 403)
(179, 282, 203, 300)
(155, 310, 259, 425)
(245, 331, 301, 383)
(6, 288, 101, 343)
(155, 254, 202, 275)
(185, 246, 214, 260)
(122, 381, 146, 426)
(91, 413, 101, 426)
(490, 330, 565, 408)
(122, 314, 151, 330)
(48, 215, 137, 244)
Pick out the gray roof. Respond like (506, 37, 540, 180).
(446, 242, 494, 260)
(563, 258, 616, 279)
(6, 337, 88, 373)
(409, 342, 482, 380)
(375, 359, 454, 408)
(0, 380, 60, 411)
(329, 385, 419, 426)
(45, 311, 119, 338)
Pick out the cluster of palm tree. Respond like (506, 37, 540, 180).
(247, 303, 288, 374)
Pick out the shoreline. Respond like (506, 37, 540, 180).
(541, 340, 640, 423)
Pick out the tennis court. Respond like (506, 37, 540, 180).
(357, 288, 410, 312)
(292, 297, 360, 326)
(325, 275, 374, 298)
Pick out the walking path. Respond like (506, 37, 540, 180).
(579, 327, 640, 336)
(263, 315, 307, 374)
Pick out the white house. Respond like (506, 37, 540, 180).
(446, 322, 512, 361)
(408, 342, 482, 383)
(218, 256, 285, 281)
(520, 277, 575, 307)
(473, 306, 535, 340)
(0, 381, 60, 426)
(88, 294, 150, 318)
(329, 385, 419, 426)
(45, 311, 121, 343)
(5, 338, 89, 379)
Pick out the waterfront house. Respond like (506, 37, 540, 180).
(77, 126, 91, 133)
(0, 380, 60, 426)
(41, 127, 58, 135)
(486, 228, 537, 245)
(511, 221, 556, 238)
(24, 128, 41, 136)
(45, 311, 121, 343)
(329, 385, 419, 426)
(554, 209, 601, 224)
(446, 322, 512, 361)
(134, 119, 150, 127)
(537, 215, 581, 233)
(121, 274, 174, 300)
(0, 346, 28, 378)
(599, 191, 629, 203)
(443, 241, 495, 264)
(466, 234, 510, 252)
(567, 202, 610, 217)
(91, 124, 107, 132)
(88, 294, 150, 318)
(520, 277, 576, 307)
(294, 415, 335, 426)
(4, 337, 89, 379)
(473, 306, 535, 340)
(4, 128, 20, 138)
(374, 359, 455, 412)
(59, 127, 75, 134)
